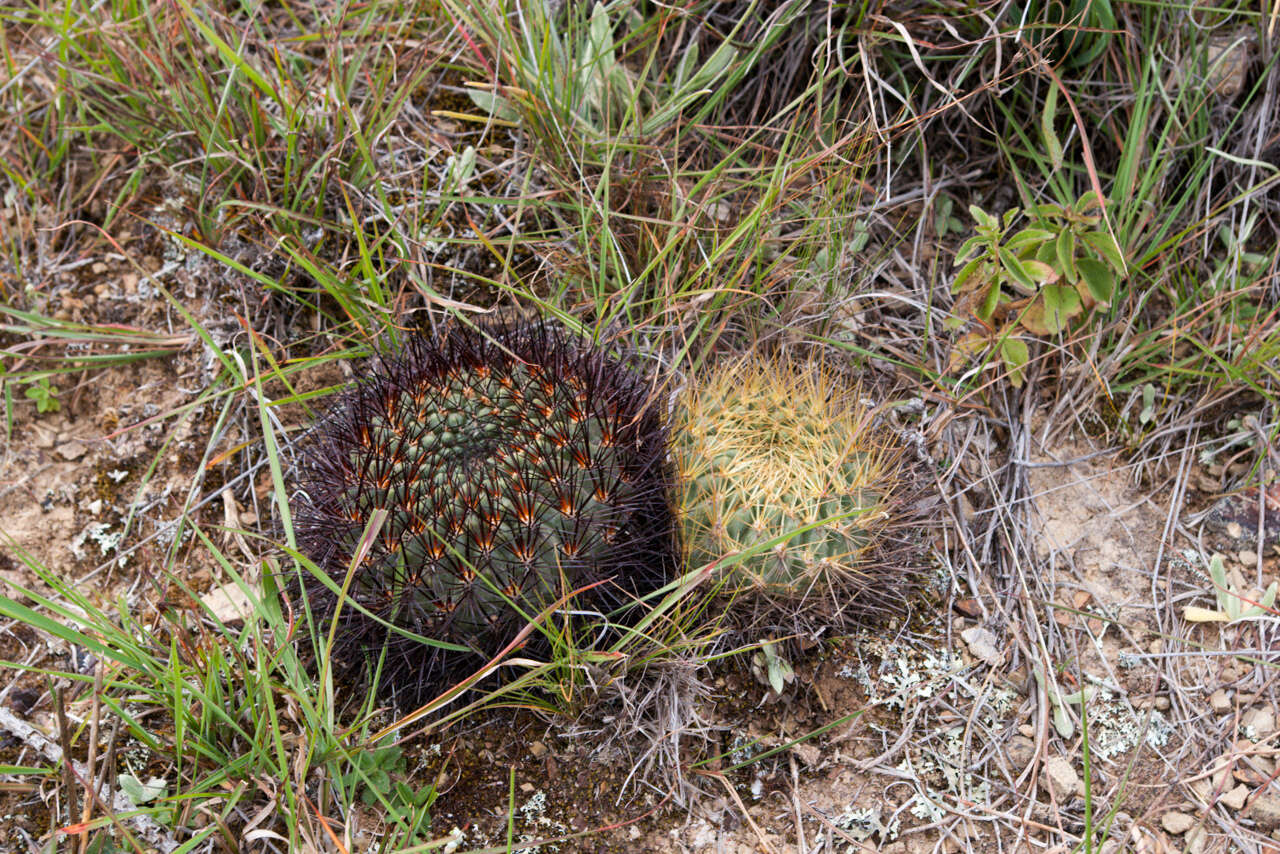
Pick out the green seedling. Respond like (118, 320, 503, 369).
(338, 741, 434, 815)
(22, 376, 61, 413)
(1034, 662, 1094, 739)
(935, 196, 966, 238)
(466, 1, 737, 140)
(1184, 553, 1278, 623)
(949, 193, 1127, 385)
(751, 638, 796, 695)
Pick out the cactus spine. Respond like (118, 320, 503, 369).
(674, 359, 896, 606)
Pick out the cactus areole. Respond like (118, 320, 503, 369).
(292, 321, 677, 707)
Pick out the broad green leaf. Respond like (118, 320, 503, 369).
(954, 235, 986, 265)
(1006, 228, 1057, 250)
(1034, 663, 1075, 737)
(1081, 231, 1126, 273)
(768, 654, 793, 694)
(465, 88, 521, 122)
(1209, 553, 1229, 597)
(682, 39, 736, 89)
(1074, 190, 1105, 215)
(643, 40, 737, 133)
(1053, 696, 1074, 737)
(1139, 383, 1156, 424)
(581, 2, 618, 114)
(1001, 337, 1029, 387)
(1260, 582, 1278, 611)
(979, 281, 1002, 320)
(1032, 202, 1067, 219)
(968, 204, 998, 231)
(935, 196, 955, 236)
(119, 774, 167, 805)
(1040, 283, 1083, 333)
(952, 257, 984, 293)
(1076, 256, 1116, 304)
(1021, 259, 1058, 283)
(587, 3, 615, 69)
(1056, 229, 1077, 281)
(1041, 84, 1063, 169)
(998, 247, 1036, 292)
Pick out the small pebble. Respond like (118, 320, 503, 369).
(1161, 811, 1196, 835)
(1007, 735, 1035, 770)
(961, 626, 1003, 666)
(56, 440, 87, 461)
(1243, 707, 1276, 737)
(1209, 689, 1233, 713)
(1044, 757, 1081, 801)
(1247, 792, 1280, 831)
(1221, 784, 1250, 811)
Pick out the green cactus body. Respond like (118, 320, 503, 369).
(337, 357, 625, 634)
(676, 360, 893, 600)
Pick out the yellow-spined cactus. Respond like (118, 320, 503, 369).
(674, 359, 901, 611)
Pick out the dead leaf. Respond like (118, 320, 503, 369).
(961, 626, 1004, 666)
(200, 582, 256, 624)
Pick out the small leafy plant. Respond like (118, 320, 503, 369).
(465, 1, 737, 140)
(934, 195, 966, 238)
(750, 638, 796, 695)
(1034, 661, 1093, 738)
(1184, 553, 1278, 623)
(338, 741, 436, 815)
(949, 193, 1127, 384)
(23, 376, 61, 413)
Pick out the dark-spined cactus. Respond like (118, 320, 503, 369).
(291, 321, 677, 708)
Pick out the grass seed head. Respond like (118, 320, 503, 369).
(291, 320, 678, 708)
